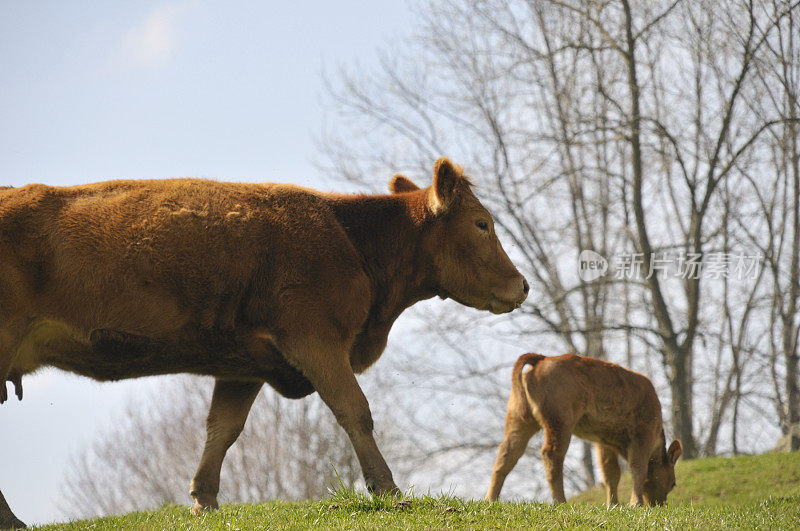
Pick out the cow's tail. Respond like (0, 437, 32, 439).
(512, 353, 545, 422)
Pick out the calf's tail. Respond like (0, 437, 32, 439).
(512, 353, 544, 422)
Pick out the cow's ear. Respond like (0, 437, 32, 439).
(667, 440, 682, 464)
(389, 174, 420, 194)
(430, 157, 461, 213)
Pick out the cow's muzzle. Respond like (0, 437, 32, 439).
(489, 275, 529, 313)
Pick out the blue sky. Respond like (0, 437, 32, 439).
(1, 0, 412, 185)
(0, 1, 413, 524)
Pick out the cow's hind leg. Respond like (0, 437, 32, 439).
(485, 409, 538, 501)
(0, 489, 26, 529)
(596, 443, 621, 507)
(190, 379, 262, 515)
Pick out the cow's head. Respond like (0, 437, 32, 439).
(643, 440, 682, 506)
(389, 157, 528, 314)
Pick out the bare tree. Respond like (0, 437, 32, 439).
(764, 0, 800, 450)
(734, 0, 800, 448)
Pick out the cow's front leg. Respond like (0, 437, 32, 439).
(190, 379, 262, 515)
(307, 358, 398, 495)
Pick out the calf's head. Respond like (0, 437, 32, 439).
(390, 157, 528, 314)
(643, 440, 682, 506)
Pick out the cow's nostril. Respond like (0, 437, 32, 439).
(522, 278, 530, 294)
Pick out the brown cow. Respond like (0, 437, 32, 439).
(0, 158, 528, 528)
(486, 353, 682, 507)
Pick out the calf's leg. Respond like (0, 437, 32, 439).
(0, 489, 25, 529)
(596, 444, 620, 507)
(190, 379, 262, 515)
(541, 426, 572, 504)
(485, 410, 538, 501)
(627, 437, 651, 507)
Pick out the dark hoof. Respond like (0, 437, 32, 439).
(367, 482, 401, 497)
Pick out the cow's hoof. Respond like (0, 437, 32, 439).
(366, 481, 401, 497)
(190, 498, 219, 517)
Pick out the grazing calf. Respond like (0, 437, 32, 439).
(486, 353, 682, 507)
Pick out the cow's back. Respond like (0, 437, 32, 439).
(0, 179, 365, 340)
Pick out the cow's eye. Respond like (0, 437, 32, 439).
(476, 220, 489, 231)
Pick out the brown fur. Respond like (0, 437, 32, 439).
(0, 158, 527, 525)
(486, 353, 682, 507)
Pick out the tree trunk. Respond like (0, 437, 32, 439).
(666, 344, 698, 458)
(783, 49, 800, 450)
(784, 344, 800, 450)
(621, 0, 698, 458)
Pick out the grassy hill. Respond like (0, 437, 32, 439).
(573, 449, 800, 507)
(34, 452, 800, 530)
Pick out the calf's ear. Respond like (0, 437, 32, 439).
(667, 440, 682, 464)
(389, 174, 420, 194)
(430, 157, 462, 214)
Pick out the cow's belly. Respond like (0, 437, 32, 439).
(12, 320, 315, 399)
(11, 319, 91, 374)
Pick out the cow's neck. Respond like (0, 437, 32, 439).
(327, 192, 436, 320)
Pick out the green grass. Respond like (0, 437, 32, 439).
(34, 452, 800, 530)
(573, 450, 800, 506)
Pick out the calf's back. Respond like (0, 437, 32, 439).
(517, 353, 663, 453)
